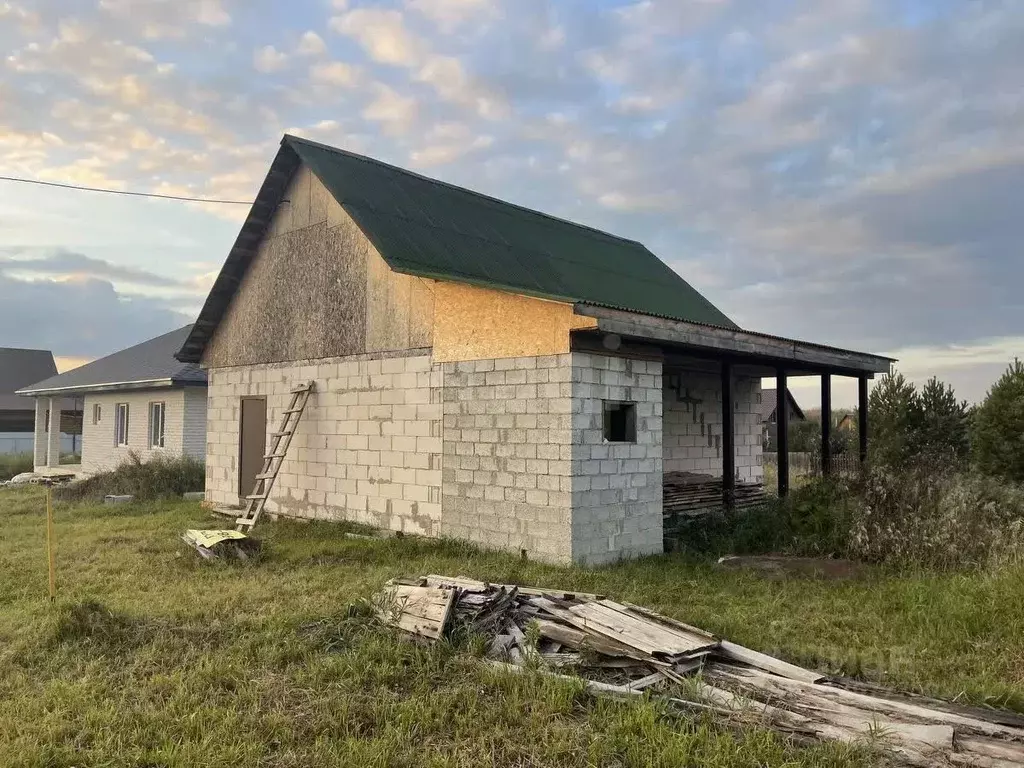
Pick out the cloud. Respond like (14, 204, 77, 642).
(253, 45, 288, 73)
(330, 8, 425, 66)
(0, 273, 191, 358)
(405, 0, 495, 32)
(0, 249, 187, 288)
(296, 31, 326, 56)
(309, 60, 360, 87)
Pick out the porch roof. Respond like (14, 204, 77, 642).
(573, 305, 893, 377)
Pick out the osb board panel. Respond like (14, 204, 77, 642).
(203, 161, 432, 368)
(432, 281, 597, 362)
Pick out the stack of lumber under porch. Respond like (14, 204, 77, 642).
(378, 575, 1024, 767)
(662, 471, 767, 528)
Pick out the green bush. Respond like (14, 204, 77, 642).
(0, 452, 34, 482)
(55, 452, 205, 504)
(972, 359, 1024, 483)
(850, 463, 1024, 569)
(672, 478, 855, 557)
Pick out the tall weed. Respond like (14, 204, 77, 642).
(55, 451, 205, 503)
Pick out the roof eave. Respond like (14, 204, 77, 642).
(16, 378, 188, 397)
(574, 304, 894, 376)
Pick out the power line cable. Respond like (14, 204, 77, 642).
(0, 175, 253, 205)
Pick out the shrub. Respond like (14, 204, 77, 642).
(850, 463, 1024, 569)
(0, 452, 34, 482)
(54, 452, 205, 504)
(972, 359, 1024, 483)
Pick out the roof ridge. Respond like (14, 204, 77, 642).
(282, 133, 645, 249)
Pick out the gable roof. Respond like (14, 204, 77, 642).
(18, 326, 206, 396)
(177, 134, 737, 363)
(757, 388, 806, 422)
(0, 348, 57, 410)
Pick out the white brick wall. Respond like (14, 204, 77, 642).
(205, 351, 443, 535)
(80, 388, 204, 474)
(440, 354, 574, 562)
(570, 352, 664, 565)
(663, 369, 763, 483)
(182, 387, 208, 460)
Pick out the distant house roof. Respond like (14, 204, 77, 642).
(18, 326, 206, 396)
(758, 388, 806, 422)
(0, 348, 58, 410)
(177, 134, 738, 363)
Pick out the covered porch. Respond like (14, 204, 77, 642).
(572, 305, 893, 527)
(29, 396, 83, 473)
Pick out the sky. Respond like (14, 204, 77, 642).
(1, 0, 1021, 407)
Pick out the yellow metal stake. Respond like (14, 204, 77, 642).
(46, 484, 56, 602)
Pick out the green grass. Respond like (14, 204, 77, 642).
(0, 451, 33, 481)
(1, 488, 1023, 767)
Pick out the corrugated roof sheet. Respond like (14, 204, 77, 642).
(0, 348, 57, 410)
(286, 135, 738, 329)
(18, 326, 206, 395)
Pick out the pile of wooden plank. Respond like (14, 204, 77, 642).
(663, 471, 768, 521)
(378, 575, 1024, 767)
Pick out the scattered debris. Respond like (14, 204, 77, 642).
(378, 575, 1024, 766)
(104, 494, 134, 505)
(2, 471, 76, 487)
(662, 471, 767, 532)
(180, 529, 261, 560)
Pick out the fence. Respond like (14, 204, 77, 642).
(0, 433, 78, 455)
(763, 451, 861, 477)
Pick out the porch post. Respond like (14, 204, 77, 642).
(821, 373, 832, 476)
(33, 399, 47, 469)
(858, 375, 869, 467)
(776, 368, 789, 497)
(721, 362, 735, 510)
(47, 397, 61, 468)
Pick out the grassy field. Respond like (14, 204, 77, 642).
(1, 487, 1022, 767)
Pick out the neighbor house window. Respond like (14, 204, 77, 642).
(92, 404, 101, 425)
(149, 402, 165, 448)
(602, 401, 637, 443)
(115, 403, 129, 446)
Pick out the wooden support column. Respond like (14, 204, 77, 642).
(721, 362, 735, 510)
(821, 373, 832, 477)
(858, 375, 869, 467)
(776, 368, 789, 498)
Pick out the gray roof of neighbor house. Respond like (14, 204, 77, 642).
(177, 134, 738, 363)
(18, 326, 206, 396)
(0, 348, 58, 410)
(757, 388, 806, 422)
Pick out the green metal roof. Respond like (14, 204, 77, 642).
(286, 135, 737, 329)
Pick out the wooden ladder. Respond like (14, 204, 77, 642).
(234, 381, 315, 532)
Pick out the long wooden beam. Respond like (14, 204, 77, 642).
(858, 376, 869, 467)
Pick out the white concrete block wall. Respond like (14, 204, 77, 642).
(570, 352, 664, 565)
(440, 354, 574, 562)
(205, 351, 443, 536)
(663, 369, 763, 483)
(80, 388, 197, 474)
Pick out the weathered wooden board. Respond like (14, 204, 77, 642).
(568, 601, 717, 657)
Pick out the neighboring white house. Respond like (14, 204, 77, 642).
(17, 326, 207, 474)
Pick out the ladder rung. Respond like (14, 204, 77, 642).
(245, 493, 268, 500)
(235, 517, 255, 527)
(283, 408, 303, 414)
(255, 472, 275, 480)
(264, 452, 287, 459)
(269, 431, 292, 437)
(290, 384, 313, 393)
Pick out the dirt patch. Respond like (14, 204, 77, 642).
(715, 555, 868, 580)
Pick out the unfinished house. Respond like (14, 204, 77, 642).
(19, 326, 207, 475)
(177, 135, 892, 565)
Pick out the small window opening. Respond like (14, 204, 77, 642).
(92, 403, 102, 425)
(602, 401, 637, 443)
